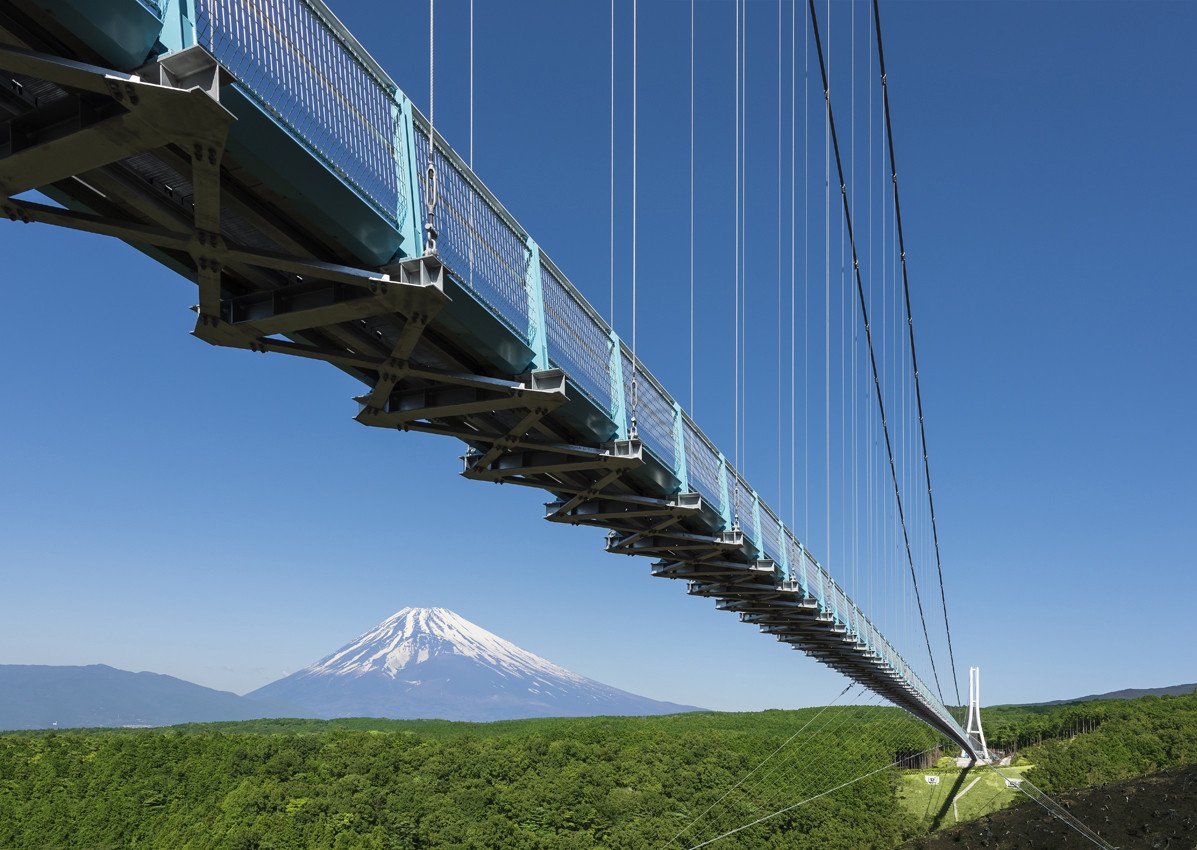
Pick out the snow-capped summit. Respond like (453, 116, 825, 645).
(307, 607, 588, 684)
(247, 607, 701, 722)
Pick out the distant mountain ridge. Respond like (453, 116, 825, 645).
(1, 609, 701, 729)
(0, 664, 301, 731)
(247, 607, 702, 721)
(1036, 683, 1197, 706)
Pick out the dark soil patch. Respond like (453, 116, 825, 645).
(902, 764, 1197, 850)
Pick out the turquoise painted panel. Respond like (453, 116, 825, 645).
(221, 85, 404, 266)
(191, 0, 406, 233)
(27, 0, 162, 70)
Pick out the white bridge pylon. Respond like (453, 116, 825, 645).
(963, 665, 990, 762)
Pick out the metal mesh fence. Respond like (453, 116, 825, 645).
(683, 420, 723, 513)
(540, 260, 613, 411)
(621, 352, 674, 470)
(833, 583, 858, 635)
(807, 549, 828, 606)
(413, 125, 531, 339)
(193, 0, 404, 227)
(759, 506, 784, 564)
(636, 374, 676, 471)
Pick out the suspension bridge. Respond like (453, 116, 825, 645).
(0, 0, 975, 759)
(0, 2, 1066, 840)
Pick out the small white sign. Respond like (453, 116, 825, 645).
(1005, 778, 1023, 788)
(924, 775, 940, 785)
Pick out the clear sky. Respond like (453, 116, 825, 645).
(1, 0, 1193, 712)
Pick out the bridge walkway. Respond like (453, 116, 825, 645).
(0, 0, 976, 754)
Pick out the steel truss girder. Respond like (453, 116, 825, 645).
(192, 257, 445, 382)
(717, 597, 818, 614)
(383, 389, 556, 429)
(736, 607, 821, 625)
(0, 44, 233, 319)
(762, 623, 856, 642)
(606, 527, 735, 557)
(464, 430, 641, 486)
(222, 278, 430, 338)
(465, 447, 637, 482)
(355, 357, 643, 494)
(197, 257, 446, 349)
(357, 366, 564, 431)
(650, 559, 776, 581)
(406, 424, 610, 460)
(686, 579, 784, 598)
(545, 490, 701, 529)
(0, 196, 403, 289)
(610, 526, 744, 560)
(0, 43, 232, 198)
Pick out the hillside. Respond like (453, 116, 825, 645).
(0, 706, 937, 849)
(2, 692, 1195, 848)
(903, 764, 1197, 849)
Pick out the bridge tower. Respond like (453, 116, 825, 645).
(963, 666, 990, 761)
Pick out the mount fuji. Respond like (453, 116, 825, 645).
(247, 607, 701, 721)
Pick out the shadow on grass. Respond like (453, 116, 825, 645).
(930, 762, 973, 832)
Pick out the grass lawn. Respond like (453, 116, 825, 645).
(897, 763, 1034, 828)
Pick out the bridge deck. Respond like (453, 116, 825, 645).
(0, 0, 975, 753)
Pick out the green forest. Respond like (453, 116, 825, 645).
(987, 691, 1197, 792)
(1, 692, 1194, 850)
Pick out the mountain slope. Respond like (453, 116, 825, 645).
(1036, 683, 1197, 706)
(0, 664, 302, 731)
(247, 607, 701, 721)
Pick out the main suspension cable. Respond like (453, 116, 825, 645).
(871, 0, 962, 706)
(808, 0, 945, 706)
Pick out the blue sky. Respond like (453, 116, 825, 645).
(1, 0, 1193, 711)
